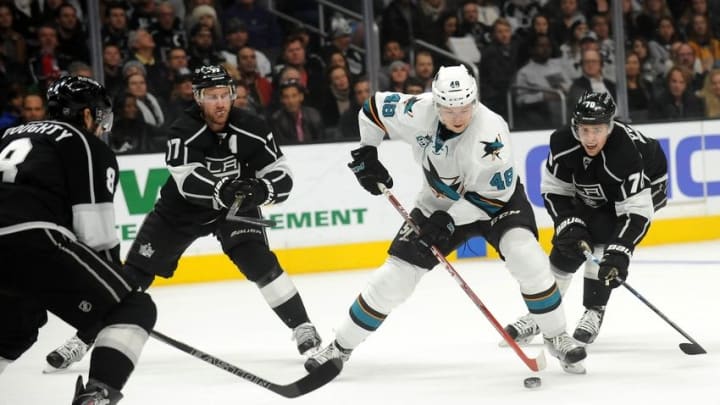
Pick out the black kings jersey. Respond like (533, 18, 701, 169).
(541, 121, 667, 251)
(158, 105, 292, 222)
(0, 120, 120, 251)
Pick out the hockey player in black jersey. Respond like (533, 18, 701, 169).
(505, 91, 668, 346)
(0, 76, 157, 404)
(46, 65, 322, 371)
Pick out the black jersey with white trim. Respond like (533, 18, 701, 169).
(541, 121, 667, 251)
(158, 105, 292, 220)
(0, 120, 120, 251)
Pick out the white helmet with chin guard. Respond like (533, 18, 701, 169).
(431, 65, 477, 109)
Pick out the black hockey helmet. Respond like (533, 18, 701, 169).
(46, 75, 113, 134)
(192, 64, 236, 99)
(572, 91, 616, 126)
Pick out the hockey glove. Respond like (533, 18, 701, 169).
(598, 244, 631, 288)
(216, 177, 269, 211)
(416, 210, 455, 250)
(552, 217, 592, 260)
(347, 145, 393, 195)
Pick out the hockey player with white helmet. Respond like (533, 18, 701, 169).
(305, 65, 587, 374)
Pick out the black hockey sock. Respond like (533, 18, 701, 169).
(77, 322, 103, 345)
(88, 347, 134, 391)
(272, 293, 310, 329)
(582, 277, 612, 308)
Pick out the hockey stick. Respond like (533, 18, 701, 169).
(378, 184, 546, 372)
(150, 330, 343, 398)
(226, 198, 277, 227)
(579, 244, 707, 355)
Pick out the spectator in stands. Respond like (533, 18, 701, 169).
(150, 1, 186, 64)
(630, 36, 660, 83)
(320, 65, 352, 132)
(697, 68, 720, 117)
(55, 3, 89, 64)
(326, 49, 349, 71)
(109, 92, 164, 154)
(590, 14, 616, 77)
(233, 81, 258, 114)
(567, 48, 617, 110)
(385, 60, 410, 93)
(380, 0, 421, 49)
(550, 0, 586, 46)
(378, 40, 406, 91)
(404, 76, 425, 94)
(514, 33, 572, 129)
(165, 71, 195, 124)
(459, 0, 490, 50)
(558, 19, 589, 80)
(338, 76, 369, 141)
(0, 4, 27, 66)
(649, 65, 705, 120)
(274, 35, 324, 109)
(220, 18, 270, 79)
(237, 45, 272, 112)
(128, 28, 171, 99)
(102, 1, 131, 58)
(27, 24, 70, 94)
(128, 0, 158, 29)
(222, 0, 283, 54)
(648, 16, 680, 77)
(323, 15, 364, 76)
(687, 13, 720, 74)
(186, 23, 225, 71)
(164, 46, 191, 81)
(187, 4, 222, 44)
(415, 0, 446, 42)
(673, 42, 706, 92)
(431, 10, 462, 68)
(625, 51, 655, 121)
(102, 43, 125, 98)
(517, 13, 558, 67)
(480, 18, 518, 119)
(67, 61, 93, 78)
(126, 71, 166, 128)
(20, 93, 45, 123)
(635, 0, 673, 41)
(413, 49, 435, 92)
(0, 83, 24, 131)
(270, 80, 324, 145)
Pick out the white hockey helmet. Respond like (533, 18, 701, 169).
(431, 65, 477, 109)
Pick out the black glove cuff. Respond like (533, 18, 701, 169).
(605, 243, 632, 260)
(555, 216, 587, 235)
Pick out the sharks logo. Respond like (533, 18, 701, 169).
(416, 134, 432, 148)
(423, 158, 463, 200)
(403, 96, 420, 117)
(481, 135, 504, 160)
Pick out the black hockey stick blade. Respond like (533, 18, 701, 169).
(679, 343, 707, 355)
(150, 330, 342, 398)
(226, 199, 277, 227)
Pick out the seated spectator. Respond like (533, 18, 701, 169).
(0, 84, 24, 131)
(233, 81, 260, 114)
(649, 65, 705, 120)
(222, 0, 283, 55)
(67, 61, 93, 78)
(648, 16, 680, 77)
(338, 76, 370, 141)
(126, 72, 167, 128)
(220, 18, 272, 79)
(237, 45, 273, 112)
(109, 92, 163, 154)
(27, 25, 72, 94)
(270, 80, 324, 145)
(20, 93, 46, 123)
(697, 68, 720, 118)
(404, 76, 426, 94)
(0, 4, 27, 66)
(322, 15, 364, 76)
(150, 1, 186, 64)
(186, 5, 222, 44)
(513, 33, 572, 129)
(55, 3, 89, 64)
(687, 13, 720, 74)
(480, 18, 518, 120)
(320, 65, 352, 131)
(187, 23, 226, 71)
(672, 42, 706, 92)
(630, 36, 660, 84)
(127, 28, 171, 99)
(385, 60, 410, 93)
(566, 48, 617, 110)
(625, 51, 655, 121)
(164, 72, 195, 125)
(412, 49, 435, 92)
(103, 43, 125, 98)
(517, 14, 558, 67)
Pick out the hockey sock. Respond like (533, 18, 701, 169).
(270, 293, 310, 328)
(582, 277, 612, 308)
(88, 347, 134, 390)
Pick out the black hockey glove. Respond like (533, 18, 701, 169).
(216, 177, 269, 211)
(347, 145, 393, 195)
(416, 210, 455, 250)
(598, 244, 631, 289)
(552, 217, 592, 260)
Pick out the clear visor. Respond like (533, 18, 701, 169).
(196, 86, 236, 103)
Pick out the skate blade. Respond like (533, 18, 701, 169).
(561, 360, 586, 374)
(498, 336, 537, 347)
(42, 364, 69, 374)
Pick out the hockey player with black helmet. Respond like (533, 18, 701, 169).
(504, 91, 668, 347)
(46, 64, 323, 372)
(0, 75, 157, 404)
(305, 65, 587, 374)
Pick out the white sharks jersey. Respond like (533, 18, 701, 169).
(359, 91, 517, 223)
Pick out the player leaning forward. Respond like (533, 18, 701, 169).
(504, 92, 668, 346)
(305, 65, 587, 373)
(45, 65, 322, 371)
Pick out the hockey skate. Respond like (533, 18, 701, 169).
(544, 332, 587, 374)
(71, 376, 123, 405)
(45, 335, 91, 373)
(501, 313, 540, 346)
(292, 322, 322, 355)
(573, 306, 605, 345)
(304, 341, 352, 372)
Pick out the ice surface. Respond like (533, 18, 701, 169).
(1, 241, 719, 404)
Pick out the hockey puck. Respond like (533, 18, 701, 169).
(523, 377, 542, 389)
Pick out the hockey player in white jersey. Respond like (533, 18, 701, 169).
(305, 65, 587, 374)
